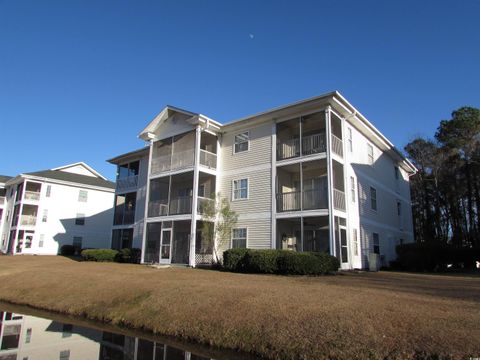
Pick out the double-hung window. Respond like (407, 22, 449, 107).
(370, 187, 377, 211)
(233, 179, 248, 200)
(78, 190, 88, 202)
(373, 233, 380, 254)
(367, 143, 374, 164)
(232, 228, 247, 248)
(234, 132, 249, 153)
(348, 128, 353, 152)
(350, 176, 355, 203)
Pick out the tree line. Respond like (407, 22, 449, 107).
(404, 106, 480, 248)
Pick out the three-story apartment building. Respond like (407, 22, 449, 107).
(0, 163, 115, 255)
(108, 91, 416, 269)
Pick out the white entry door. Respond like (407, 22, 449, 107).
(160, 229, 172, 264)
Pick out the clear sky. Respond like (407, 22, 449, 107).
(1, 0, 479, 180)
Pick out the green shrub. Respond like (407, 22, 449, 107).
(81, 249, 119, 262)
(243, 249, 281, 273)
(223, 248, 249, 271)
(60, 244, 75, 256)
(222, 249, 339, 275)
(118, 248, 142, 264)
(396, 243, 480, 271)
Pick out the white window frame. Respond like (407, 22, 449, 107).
(233, 131, 250, 154)
(39, 234, 44, 248)
(397, 201, 402, 216)
(367, 143, 374, 165)
(353, 228, 358, 256)
(348, 127, 353, 152)
(394, 166, 400, 180)
(75, 213, 85, 226)
(370, 186, 377, 211)
(350, 176, 355, 203)
(232, 178, 249, 201)
(42, 209, 48, 223)
(78, 190, 88, 202)
(46, 185, 51, 197)
(231, 227, 247, 249)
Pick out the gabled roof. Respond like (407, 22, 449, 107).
(107, 147, 149, 164)
(138, 105, 222, 141)
(0, 175, 12, 184)
(22, 169, 115, 189)
(51, 162, 107, 180)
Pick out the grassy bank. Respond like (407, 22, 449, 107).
(0, 256, 479, 359)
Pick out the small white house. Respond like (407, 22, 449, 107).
(0, 162, 115, 255)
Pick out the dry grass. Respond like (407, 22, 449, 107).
(0, 256, 479, 359)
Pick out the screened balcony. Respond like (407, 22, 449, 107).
(199, 132, 217, 170)
(276, 160, 328, 212)
(20, 204, 38, 226)
(116, 161, 139, 192)
(330, 112, 343, 158)
(277, 112, 327, 161)
(24, 182, 41, 201)
(277, 216, 330, 253)
(113, 192, 136, 225)
(150, 132, 195, 175)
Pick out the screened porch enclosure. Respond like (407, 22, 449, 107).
(143, 220, 214, 265)
(276, 217, 330, 253)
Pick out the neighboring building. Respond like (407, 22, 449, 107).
(108, 92, 417, 269)
(0, 176, 13, 249)
(0, 163, 115, 255)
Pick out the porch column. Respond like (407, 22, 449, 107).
(141, 137, 154, 263)
(271, 122, 277, 249)
(325, 106, 336, 257)
(189, 126, 202, 267)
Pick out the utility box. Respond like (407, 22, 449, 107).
(369, 253, 380, 272)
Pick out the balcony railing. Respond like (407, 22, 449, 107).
(20, 215, 37, 226)
(151, 150, 195, 175)
(303, 188, 328, 210)
(169, 196, 192, 215)
(302, 133, 326, 156)
(197, 197, 214, 215)
(24, 191, 40, 201)
(277, 133, 326, 160)
(333, 189, 346, 211)
(276, 189, 329, 212)
(117, 175, 138, 191)
(148, 200, 169, 217)
(331, 134, 343, 158)
(199, 150, 217, 170)
(276, 191, 301, 212)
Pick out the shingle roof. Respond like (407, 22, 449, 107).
(24, 170, 115, 190)
(0, 175, 12, 184)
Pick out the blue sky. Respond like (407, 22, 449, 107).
(1, 0, 479, 180)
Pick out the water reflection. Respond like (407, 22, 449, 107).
(0, 310, 212, 360)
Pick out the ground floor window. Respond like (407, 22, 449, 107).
(373, 232, 380, 254)
(73, 236, 83, 253)
(232, 228, 247, 248)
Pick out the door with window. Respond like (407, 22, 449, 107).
(160, 228, 172, 264)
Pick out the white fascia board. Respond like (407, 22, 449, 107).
(51, 162, 108, 180)
(22, 175, 115, 193)
(331, 94, 417, 174)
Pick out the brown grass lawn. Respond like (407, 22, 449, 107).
(0, 256, 479, 359)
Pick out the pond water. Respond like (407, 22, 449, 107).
(0, 306, 253, 360)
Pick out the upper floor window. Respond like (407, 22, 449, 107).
(42, 209, 48, 223)
(233, 179, 248, 200)
(348, 128, 353, 152)
(78, 190, 88, 202)
(234, 132, 249, 153)
(367, 143, 374, 165)
(397, 201, 402, 216)
(118, 161, 140, 179)
(394, 166, 400, 180)
(350, 176, 355, 203)
(372, 232, 380, 254)
(75, 213, 85, 226)
(353, 228, 359, 256)
(370, 187, 377, 211)
(232, 228, 247, 248)
(46, 185, 52, 197)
